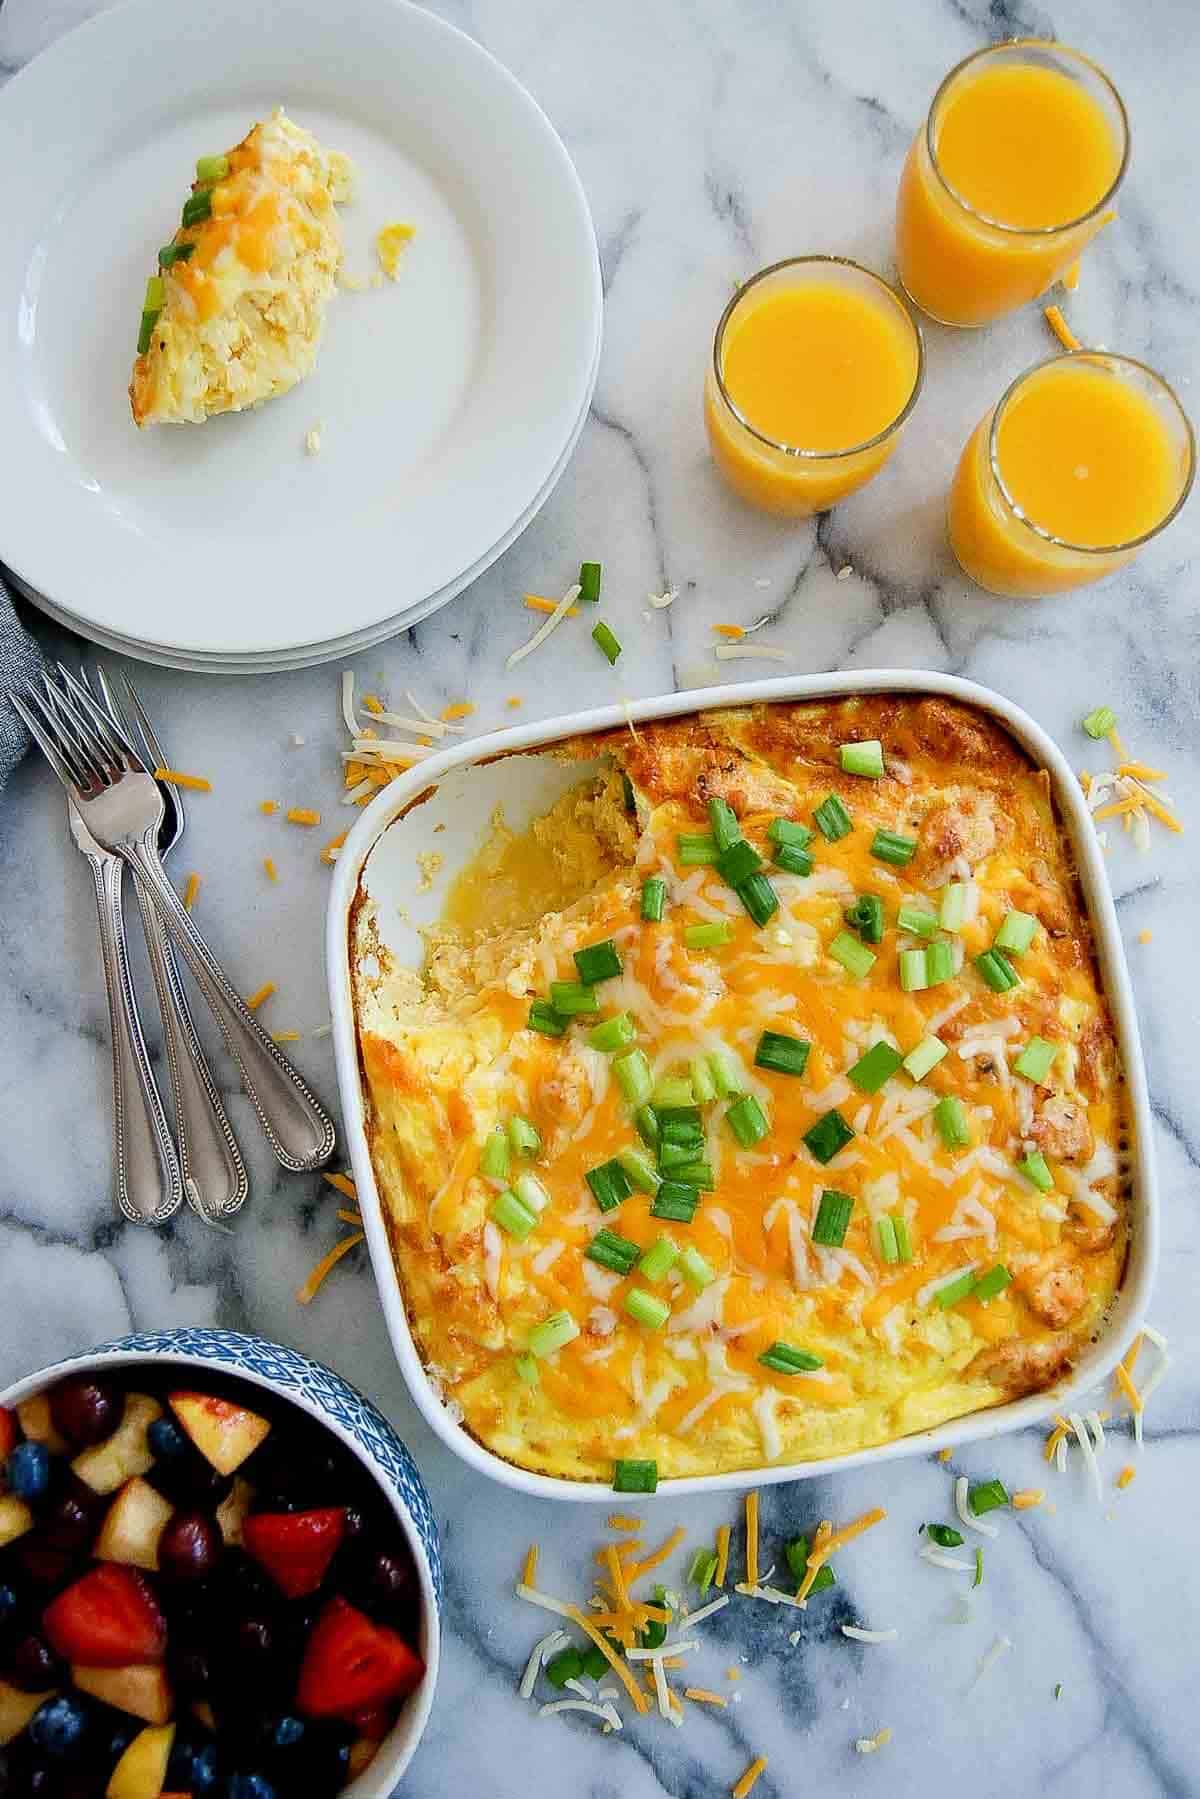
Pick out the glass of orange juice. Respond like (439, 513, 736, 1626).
(896, 41, 1128, 328)
(704, 256, 924, 518)
(948, 352, 1194, 598)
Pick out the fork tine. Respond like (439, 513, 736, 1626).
(119, 673, 170, 778)
(56, 663, 139, 771)
(41, 671, 116, 785)
(23, 683, 93, 788)
(11, 691, 79, 791)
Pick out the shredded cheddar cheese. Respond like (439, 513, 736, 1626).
(441, 702, 475, 722)
(182, 872, 201, 911)
(336, 1208, 361, 1228)
(714, 1524, 731, 1588)
(259, 800, 279, 816)
(524, 593, 580, 618)
(1117, 1465, 1136, 1489)
(566, 1607, 649, 1715)
(296, 1231, 364, 1304)
(506, 696, 523, 708)
(153, 766, 212, 793)
(795, 1508, 885, 1605)
(321, 830, 348, 865)
(263, 857, 279, 883)
(322, 1172, 358, 1201)
(606, 1514, 643, 1533)
(1137, 929, 1153, 945)
(732, 1755, 767, 1799)
(245, 981, 276, 1012)
(1118, 762, 1167, 782)
(1011, 1490, 1044, 1510)
(1115, 1363, 1143, 1413)
(713, 623, 746, 639)
(1043, 304, 1082, 352)
(271, 1030, 301, 1043)
(286, 807, 322, 827)
(362, 694, 384, 716)
(1062, 260, 1080, 291)
(522, 1544, 538, 1588)
(625, 1527, 685, 1584)
(937, 1448, 953, 1462)
(684, 1688, 726, 1707)
(745, 1491, 759, 1589)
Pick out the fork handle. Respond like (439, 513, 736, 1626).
(122, 833, 336, 1173)
(131, 880, 250, 1221)
(87, 853, 183, 1224)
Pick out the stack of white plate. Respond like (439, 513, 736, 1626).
(0, 0, 601, 673)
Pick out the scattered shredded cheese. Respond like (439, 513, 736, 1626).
(321, 831, 348, 865)
(153, 766, 211, 793)
(182, 872, 201, 911)
(1012, 1490, 1044, 1510)
(855, 1727, 893, 1754)
(506, 583, 583, 668)
(263, 857, 278, 884)
(271, 1030, 301, 1043)
(441, 701, 474, 722)
(304, 425, 322, 456)
(842, 1625, 898, 1644)
(524, 593, 581, 618)
(714, 643, 789, 663)
(506, 695, 523, 708)
(744, 1491, 759, 1588)
(1068, 1411, 1104, 1503)
(956, 1475, 998, 1539)
(246, 981, 276, 1012)
(715, 1523, 731, 1588)
(1043, 304, 1082, 352)
(971, 1634, 1013, 1689)
(259, 800, 279, 816)
(376, 221, 415, 278)
(296, 1231, 364, 1304)
(795, 1508, 885, 1604)
(648, 588, 678, 610)
(322, 1171, 357, 1201)
(1137, 928, 1153, 945)
(521, 1545, 539, 1589)
(625, 1526, 686, 1582)
(519, 1628, 566, 1700)
(732, 1756, 767, 1799)
(1117, 1465, 1136, 1489)
(286, 808, 321, 827)
(685, 1687, 726, 1707)
(606, 1514, 642, 1533)
(713, 623, 746, 639)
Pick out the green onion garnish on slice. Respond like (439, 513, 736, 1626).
(994, 910, 1038, 956)
(621, 772, 636, 814)
(899, 947, 929, 992)
(848, 1040, 903, 1094)
(973, 1547, 984, 1589)
(479, 1128, 510, 1180)
(638, 1236, 678, 1280)
(814, 793, 853, 841)
(549, 979, 600, 1015)
(725, 1093, 769, 1147)
(903, 1035, 947, 1081)
(939, 882, 968, 932)
(708, 796, 741, 852)
(768, 818, 812, 849)
(528, 999, 567, 1037)
(708, 1051, 742, 1099)
(975, 948, 1020, 992)
(575, 939, 622, 984)
(592, 621, 622, 664)
(754, 1031, 811, 1078)
(641, 876, 667, 922)
(195, 152, 231, 183)
(924, 939, 956, 986)
(1014, 1036, 1057, 1085)
(545, 1646, 583, 1689)
(137, 309, 161, 353)
(515, 1352, 540, 1386)
(649, 1182, 700, 1223)
(141, 275, 165, 320)
(972, 1264, 1012, 1303)
(181, 188, 213, 228)
(689, 1056, 717, 1104)
(933, 1269, 976, 1309)
(758, 1341, 824, 1374)
(1018, 1150, 1054, 1192)
(685, 920, 734, 950)
(157, 242, 195, 268)
(875, 1216, 899, 1264)
(785, 1536, 836, 1593)
(933, 1095, 972, 1151)
(507, 1114, 542, 1158)
(736, 872, 780, 927)
(616, 1146, 661, 1193)
(528, 1309, 579, 1357)
(635, 1102, 660, 1147)
(828, 929, 876, 979)
(679, 1245, 715, 1290)
(586, 1229, 641, 1275)
(586, 1159, 633, 1213)
(624, 1288, 670, 1330)
(589, 1012, 636, 1053)
(811, 1187, 854, 1245)
(678, 832, 720, 866)
(717, 838, 762, 887)
(773, 841, 814, 876)
(897, 901, 938, 939)
(870, 827, 917, 866)
(1082, 705, 1117, 739)
(688, 1549, 719, 1595)
(804, 1111, 855, 1166)
(923, 1523, 964, 1548)
(969, 1478, 1010, 1516)
(491, 1188, 537, 1240)
(893, 1214, 913, 1262)
(613, 1048, 653, 1107)
(579, 560, 602, 603)
(613, 1458, 657, 1493)
(513, 1172, 549, 1215)
(844, 893, 885, 943)
(839, 739, 885, 778)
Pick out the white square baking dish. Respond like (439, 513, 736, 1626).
(326, 671, 1156, 1501)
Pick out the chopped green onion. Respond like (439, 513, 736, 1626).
(773, 841, 814, 876)
(624, 1288, 670, 1330)
(528, 999, 567, 1037)
(588, 1012, 636, 1052)
(689, 1056, 717, 1104)
(660, 1137, 706, 1172)
(969, 1478, 1010, 1516)
(893, 1214, 913, 1262)
(1018, 1150, 1054, 1192)
(876, 1215, 899, 1263)
(137, 308, 161, 354)
(480, 1128, 510, 1180)
(754, 1031, 811, 1078)
(491, 1188, 537, 1240)
(707, 1051, 742, 1099)
(592, 621, 622, 664)
(972, 1264, 1012, 1303)
(923, 1523, 964, 1548)
(994, 910, 1038, 956)
(785, 1536, 836, 1594)
(899, 948, 930, 992)
(651, 1077, 696, 1110)
(924, 939, 956, 986)
(528, 1309, 579, 1357)
(616, 1146, 661, 1194)
(939, 882, 968, 932)
(768, 818, 812, 849)
(685, 920, 734, 950)
(870, 827, 917, 867)
(514, 1172, 549, 1215)
(804, 1111, 855, 1166)
(848, 1040, 903, 1094)
(725, 1093, 769, 1147)
(662, 1159, 714, 1190)
(717, 838, 762, 887)
(973, 1547, 984, 1589)
(839, 739, 885, 779)
(1054, 1683, 1063, 1702)
(688, 1549, 719, 1595)
(933, 1095, 972, 1151)
(844, 893, 885, 944)
(814, 793, 853, 841)
(679, 1245, 715, 1290)
(758, 1341, 824, 1373)
(621, 773, 636, 813)
(656, 1107, 704, 1142)
(613, 1048, 653, 1107)
(649, 1182, 700, 1223)
(641, 877, 667, 922)
(545, 1646, 583, 1689)
(157, 242, 195, 268)
(736, 872, 780, 926)
(144, 274, 164, 309)
(586, 1228, 641, 1275)
(634, 1102, 660, 1147)
(1014, 1036, 1057, 1085)
(507, 1114, 542, 1158)
(811, 1187, 854, 1245)
(638, 1236, 678, 1280)
(903, 1035, 947, 1081)
(975, 948, 1019, 993)
(515, 1353, 540, 1386)
(613, 1458, 657, 1493)
(575, 939, 622, 984)
(828, 930, 876, 979)
(549, 979, 600, 1015)
(181, 188, 212, 228)
(933, 1270, 976, 1309)
(579, 560, 602, 603)
(639, 1584, 671, 1648)
(708, 796, 741, 852)
(898, 901, 938, 939)
(1082, 705, 1117, 739)
(677, 832, 719, 866)
(195, 153, 230, 183)
(586, 1159, 633, 1213)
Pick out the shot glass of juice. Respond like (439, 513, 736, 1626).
(704, 256, 924, 518)
(896, 41, 1128, 328)
(948, 352, 1194, 598)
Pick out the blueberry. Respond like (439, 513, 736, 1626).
(224, 1776, 277, 1799)
(148, 1416, 189, 1461)
(104, 1717, 139, 1767)
(272, 1717, 305, 1749)
(4, 1444, 49, 1504)
(27, 1694, 88, 1760)
(167, 1735, 219, 1795)
(0, 1584, 21, 1635)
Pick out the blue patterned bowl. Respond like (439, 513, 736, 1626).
(0, 1327, 441, 1796)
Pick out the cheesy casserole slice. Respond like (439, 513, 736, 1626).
(355, 696, 1128, 1483)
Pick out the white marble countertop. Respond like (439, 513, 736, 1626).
(3, 1, 1199, 1793)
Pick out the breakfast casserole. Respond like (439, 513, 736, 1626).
(354, 696, 1129, 1484)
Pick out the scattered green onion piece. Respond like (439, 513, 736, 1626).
(897, 901, 938, 939)
(975, 948, 1020, 993)
(579, 560, 602, 603)
(491, 1188, 537, 1241)
(839, 739, 886, 779)
(638, 1236, 678, 1281)
(708, 796, 741, 852)
(528, 999, 567, 1037)
(656, 1107, 704, 1142)
(828, 929, 876, 979)
(545, 1646, 583, 1689)
(848, 1040, 903, 1094)
(592, 621, 622, 664)
(586, 1159, 633, 1214)
(785, 1536, 836, 1594)
(689, 1056, 717, 1104)
(479, 1128, 510, 1181)
(844, 893, 885, 944)
(663, 1159, 714, 1190)
(814, 793, 853, 841)
(677, 832, 720, 866)
(973, 1547, 984, 1589)
(939, 882, 968, 932)
(641, 876, 667, 922)
(195, 152, 230, 183)
(515, 1353, 540, 1386)
(549, 979, 600, 1016)
(773, 841, 814, 876)
(528, 1309, 579, 1357)
(899, 948, 929, 993)
(707, 1051, 742, 1099)
(811, 1187, 854, 1245)
(689, 1549, 719, 1596)
(1018, 1150, 1054, 1192)
(754, 1031, 811, 1078)
(513, 1172, 549, 1215)
(639, 1585, 671, 1647)
(923, 1523, 964, 1548)
(876, 1215, 899, 1263)
(507, 1114, 542, 1158)
(144, 275, 164, 310)
(634, 1102, 660, 1147)
(924, 939, 956, 986)
(586, 1228, 641, 1276)
(613, 1458, 657, 1493)
(649, 1182, 700, 1223)
(679, 1245, 715, 1290)
(616, 1146, 661, 1194)
(613, 1048, 653, 1107)
(933, 1270, 977, 1309)
(804, 1111, 855, 1166)
(736, 871, 780, 927)
(758, 1341, 824, 1374)
(624, 1288, 670, 1330)
(972, 1264, 1012, 1303)
(157, 242, 195, 268)
(137, 308, 161, 354)
(994, 910, 1038, 956)
(575, 939, 622, 984)
(870, 827, 917, 866)
(1082, 704, 1117, 739)
(892, 1214, 913, 1262)
(685, 920, 734, 950)
(717, 838, 762, 887)
(768, 818, 812, 849)
(903, 1035, 947, 1081)
(725, 1092, 769, 1147)
(651, 1077, 696, 1109)
(588, 1012, 636, 1053)
(1054, 1683, 1064, 1702)
(933, 1095, 972, 1151)
(621, 773, 636, 814)
(969, 1478, 1010, 1516)
(660, 1137, 706, 1173)
(181, 188, 213, 228)
(1014, 1036, 1057, 1085)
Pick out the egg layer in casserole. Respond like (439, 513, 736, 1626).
(354, 697, 1129, 1484)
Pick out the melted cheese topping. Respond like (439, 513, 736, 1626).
(356, 696, 1129, 1482)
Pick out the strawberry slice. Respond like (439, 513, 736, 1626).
(296, 1596, 424, 1718)
(242, 1507, 346, 1599)
(0, 1406, 16, 1461)
(43, 1564, 166, 1667)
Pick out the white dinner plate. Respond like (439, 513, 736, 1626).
(0, 0, 601, 661)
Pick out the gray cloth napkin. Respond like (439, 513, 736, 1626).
(0, 570, 46, 790)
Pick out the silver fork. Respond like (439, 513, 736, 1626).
(81, 667, 249, 1223)
(18, 673, 337, 1174)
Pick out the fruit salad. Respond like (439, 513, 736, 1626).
(0, 1368, 425, 1796)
